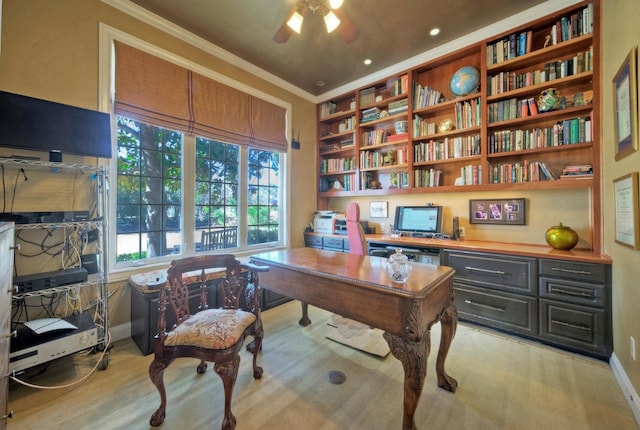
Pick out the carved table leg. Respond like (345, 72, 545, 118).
(298, 301, 311, 326)
(383, 331, 430, 430)
(436, 303, 458, 392)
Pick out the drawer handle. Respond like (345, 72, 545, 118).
(551, 319, 591, 332)
(549, 287, 593, 298)
(550, 267, 591, 276)
(464, 266, 506, 276)
(464, 299, 506, 313)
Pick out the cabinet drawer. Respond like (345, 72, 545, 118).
(539, 299, 608, 357)
(539, 259, 608, 284)
(446, 251, 537, 295)
(454, 283, 537, 337)
(323, 237, 344, 251)
(539, 276, 606, 308)
(304, 234, 323, 248)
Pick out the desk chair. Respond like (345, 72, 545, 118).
(346, 202, 389, 257)
(148, 254, 268, 430)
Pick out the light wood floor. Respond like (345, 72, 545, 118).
(7, 300, 639, 429)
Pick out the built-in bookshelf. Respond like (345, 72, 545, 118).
(315, 1, 600, 244)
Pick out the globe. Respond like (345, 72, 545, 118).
(450, 66, 480, 97)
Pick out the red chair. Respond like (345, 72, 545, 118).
(346, 202, 390, 257)
(148, 254, 268, 430)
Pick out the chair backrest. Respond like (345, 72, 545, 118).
(201, 227, 238, 250)
(157, 254, 261, 342)
(346, 202, 368, 256)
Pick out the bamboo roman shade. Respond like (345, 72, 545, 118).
(114, 42, 287, 152)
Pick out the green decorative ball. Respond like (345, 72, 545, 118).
(545, 222, 579, 250)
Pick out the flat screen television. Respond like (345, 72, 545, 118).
(0, 90, 112, 159)
(393, 205, 443, 237)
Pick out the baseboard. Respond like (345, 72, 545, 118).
(109, 322, 131, 343)
(610, 352, 640, 426)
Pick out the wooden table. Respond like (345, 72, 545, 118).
(250, 247, 458, 430)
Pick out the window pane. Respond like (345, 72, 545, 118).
(116, 116, 182, 263)
(247, 148, 280, 245)
(195, 137, 240, 252)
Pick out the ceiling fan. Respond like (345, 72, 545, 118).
(273, 0, 360, 44)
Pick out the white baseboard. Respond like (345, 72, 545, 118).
(610, 352, 640, 426)
(108, 322, 131, 343)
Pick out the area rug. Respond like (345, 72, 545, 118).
(325, 314, 390, 358)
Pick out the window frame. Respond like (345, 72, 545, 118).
(99, 26, 291, 279)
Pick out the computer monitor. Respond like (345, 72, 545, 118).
(393, 205, 443, 237)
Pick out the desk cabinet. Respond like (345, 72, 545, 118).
(442, 250, 612, 359)
(304, 233, 349, 252)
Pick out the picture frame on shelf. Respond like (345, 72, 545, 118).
(469, 198, 526, 225)
(613, 172, 640, 249)
(613, 46, 638, 161)
(369, 201, 388, 218)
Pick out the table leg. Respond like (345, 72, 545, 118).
(383, 331, 429, 430)
(436, 303, 458, 392)
(298, 301, 311, 326)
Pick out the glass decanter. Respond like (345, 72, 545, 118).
(387, 248, 412, 283)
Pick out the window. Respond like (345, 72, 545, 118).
(110, 40, 288, 272)
(113, 118, 283, 269)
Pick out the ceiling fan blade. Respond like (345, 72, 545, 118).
(273, 22, 293, 43)
(333, 9, 359, 43)
(273, 6, 298, 43)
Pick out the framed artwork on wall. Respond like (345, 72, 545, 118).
(614, 172, 640, 249)
(613, 46, 638, 161)
(469, 198, 526, 225)
(369, 201, 388, 218)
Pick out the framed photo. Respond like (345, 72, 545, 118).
(369, 201, 388, 218)
(469, 198, 525, 225)
(614, 172, 640, 249)
(613, 46, 639, 161)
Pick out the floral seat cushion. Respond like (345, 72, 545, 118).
(165, 309, 257, 350)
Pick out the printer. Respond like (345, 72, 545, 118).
(313, 211, 342, 234)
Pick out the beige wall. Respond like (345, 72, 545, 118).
(602, 0, 640, 407)
(0, 0, 317, 326)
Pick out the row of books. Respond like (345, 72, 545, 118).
(487, 47, 593, 96)
(319, 156, 356, 174)
(389, 171, 410, 189)
(412, 116, 437, 137)
(414, 168, 443, 188)
(486, 4, 593, 66)
(362, 129, 388, 146)
(561, 164, 593, 178)
(454, 97, 482, 129)
(360, 107, 380, 123)
(412, 82, 444, 109)
(486, 30, 532, 65)
(319, 101, 337, 118)
(550, 4, 594, 45)
(489, 160, 557, 184)
(488, 116, 592, 154)
(359, 87, 376, 106)
(319, 174, 356, 192)
(459, 164, 483, 186)
(360, 147, 408, 169)
(387, 74, 409, 97)
(388, 98, 408, 115)
(413, 135, 481, 163)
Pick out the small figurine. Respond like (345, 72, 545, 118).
(537, 88, 561, 113)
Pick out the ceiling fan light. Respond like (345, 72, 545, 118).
(287, 11, 304, 34)
(329, 0, 344, 9)
(324, 10, 341, 33)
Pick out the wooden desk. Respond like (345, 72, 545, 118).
(250, 247, 457, 430)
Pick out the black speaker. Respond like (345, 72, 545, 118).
(49, 150, 62, 162)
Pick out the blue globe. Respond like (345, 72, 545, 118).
(450, 66, 480, 97)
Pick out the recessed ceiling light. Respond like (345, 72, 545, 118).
(430, 28, 440, 36)
(316, 80, 326, 87)
(363, 58, 372, 65)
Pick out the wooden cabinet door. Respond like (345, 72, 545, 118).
(0, 223, 15, 429)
